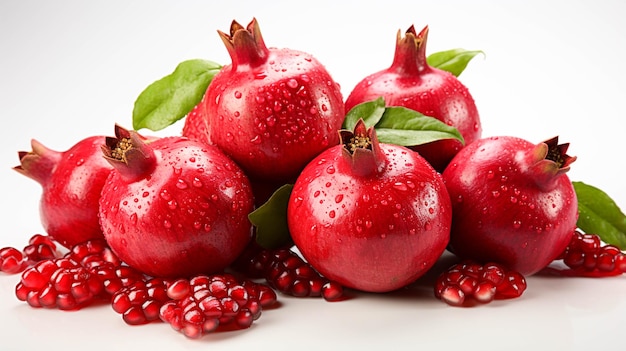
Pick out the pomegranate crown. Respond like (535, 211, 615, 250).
(218, 17, 270, 69)
(392, 24, 430, 75)
(530, 136, 577, 190)
(101, 125, 155, 180)
(339, 119, 385, 177)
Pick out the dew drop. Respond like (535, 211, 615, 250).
(365, 220, 373, 229)
(163, 220, 172, 229)
(192, 178, 203, 188)
(492, 190, 500, 198)
(76, 159, 85, 166)
(328, 210, 336, 219)
(393, 182, 408, 191)
(167, 200, 177, 210)
(362, 194, 370, 203)
(189, 157, 196, 163)
(287, 78, 299, 89)
(510, 196, 518, 204)
(513, 220, 522, 229)
(326, 165, 335, 174)
(424, 222, 432, 231)
(160, 190, 172, 201)
(142, 191, 150, 198)
(325, 182, 332, 188)
(251, 135, 262, 144)
(234, 91, 242, 99)
(176, 179, 188, 190)
(428, 207, 435, 214)
(130, 213, 138, 225)
(204, 224, 212, 232)
(334, 194, 344, 203)
(486, 170, 495, 179)
(313, 190, 321, 198)
(193, 221, 202, 230)
(225, 132, 234, 142)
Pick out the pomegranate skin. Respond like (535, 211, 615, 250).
(442, 136, 578, 276)
(345, 25, 481, 172)
(14, 136, 111, 248)
(288, 123, 451, 292)
(186, 19, 345, 187)
(99, 131, 254, 278)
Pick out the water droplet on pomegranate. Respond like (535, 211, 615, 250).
(176, 179, 188, 190)
(513, 220, 522, 229)
(163, 220, 172, 229)
(287, 78, 298, 89)
(424, 222, 432, 231)
(266, 116, 276, 127)
(234, 111, 240, 117)
(510, 197, 518, 204)
(428, 207, 435, 214)
(393, 182, 408, 191)
(142, 191, 150, 198)
(362, 194, 370, 203)
(225, 132, 234, 142)
(486, 171, 494, 179)
(130, 213, 138, 225)
(76, 158, 85, 166)
(254, 72, 267, 80)
(192, 178, 203, 188)
(325, 182, 332, 188)
(381, 233, 387, 239)
(160, 190, 172, 201)
(334, 194, 343, 203)
(167, 200, 177, 210)
(492, 190, 500, 198)
(326, 165, 335, 174)
(313, 190, 321, 198)
(250, 135, 262, 144)
(328, 210, 336, 219)
(204, 223, 212, 232)
(321, 104, 328, 112)
(309, 106, 318, 115)
(234, 91, 242, 99)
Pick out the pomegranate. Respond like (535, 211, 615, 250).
(442, 136, 578, 276)
(98, 125, 254, 278)
(182, 18, 345, 193)
(288, 119, 451, 293)
(13, 136, 112, 248)
(344, 25, 481, 172)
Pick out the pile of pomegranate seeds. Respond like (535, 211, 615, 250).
(233, 247, 344, 301)
(434, 260, 527, 307)
(549, 230, 626, 277)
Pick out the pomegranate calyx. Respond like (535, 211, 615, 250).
(13, 139, 62, 185)
(391, 24, 430, 75)
(101, 125, 155, 181)
(219, 18, 270, 70)
(529, 136, 577, 191)
(340, 119, 385, 177)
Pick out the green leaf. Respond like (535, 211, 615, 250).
(374, 106, 465, 146)
(248, 184, 294, 250)
(573, 181, 626, 250)
(427, 49, 484, 77)
(342, 97, 386, 130)
(132, 59, 222, 131)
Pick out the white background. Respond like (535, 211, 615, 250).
(1, 1, 625, 350)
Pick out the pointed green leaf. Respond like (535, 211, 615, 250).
(573, 181, 626, 250)
(342, 97, 386, 130)
(248, 184, 294, 250)
(374, 106, 464, 146)
(427, 49, 484, 77)
(132, 59, 222, 131)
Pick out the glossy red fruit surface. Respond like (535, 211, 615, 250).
(344, 25, 481, 172)
(183, 18, 345, 189)
(14, 136, 112, 247)
(99, 126, 254, 278)
(442, 136, 578, 275)
(288, 120, 451, 292)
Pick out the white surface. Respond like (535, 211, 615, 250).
(1, 1, 625, 350)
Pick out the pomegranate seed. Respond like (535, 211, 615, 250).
(17, 258, 104, 310)
(0, 247, 27, 274)
(158, 273, 276, 338)
(435, 260, 527, 307)
(111, 278, 170, 325)
(553, 230, 626, 277)
(236, 247, 344, 301)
